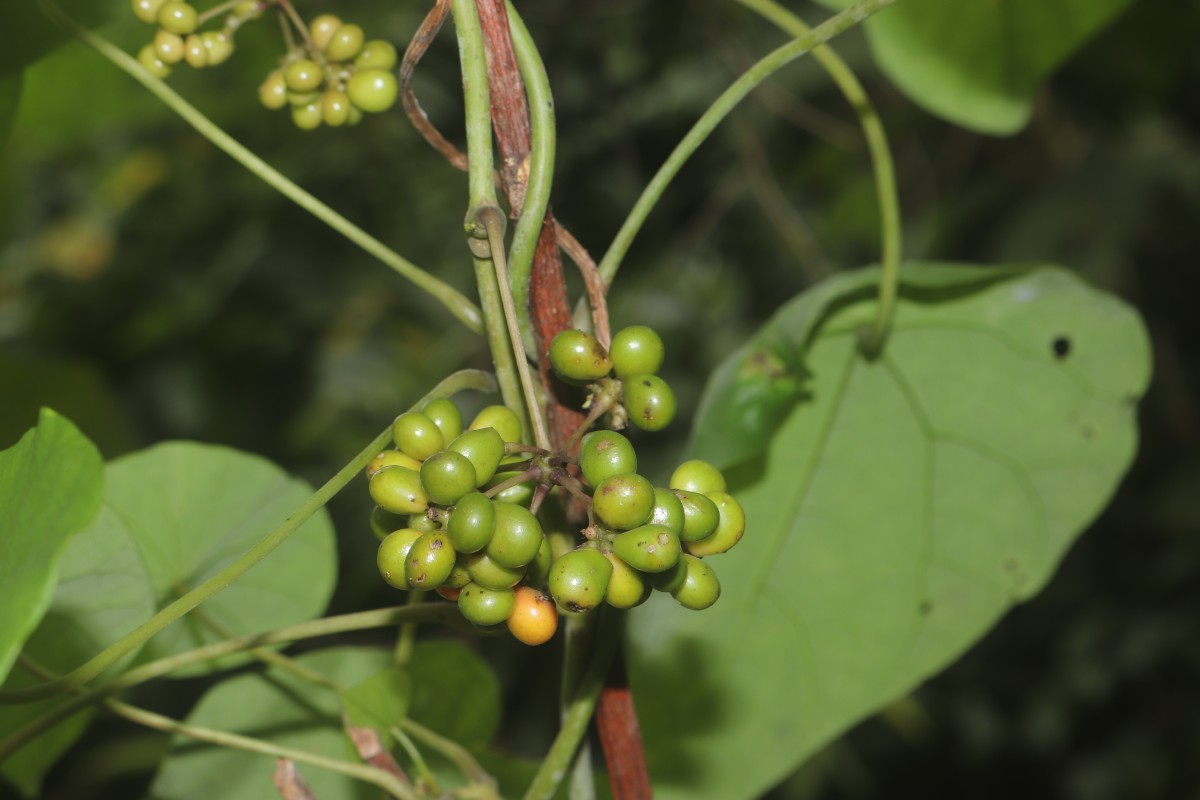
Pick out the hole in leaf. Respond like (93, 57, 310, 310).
(1052, 336, 1072, 360)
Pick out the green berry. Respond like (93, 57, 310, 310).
(592, 472, 655, 531)
(548, 329, 611, 383)
(524, 537, 554, 589)
(604, 551, 649, 609)
(447, 428, 505, 485)
(368, 466, 428, 515)
(486, 461, 535, 506)
(443, 555, 472, 589)
(138, 44, 172, 78)
(183, 34, 207, 68)
(649, 487, 685, 536)
(423, 397, 464, 444)
(325, 23, 364, 62)
(447, 492, 495, 553)
(647, 557, 687, 593)
(366, 449, 422, 478)
(369, 505, 406, 542)
(673, 489, 720, 542)
(291, 101, 323, 131)
(549, 548, 613, 613)
(458, 583, 515, 626)
(392, 411, 445, 461)
(407, 512, 439, 533)
(468, 405, 523, 444)
(285, 58, 323, 92)
(355, 39, 398, 71)
(685, 492, 745, 557)
(486, 501, 543, 568)
(132, 0, 166, 25)
(579, 430, 637, 487)
(376, 528, 423, 589)
(259, 70, 288, 109)
(201, 31, 233, 65)
(157, 1, 198, 34)
(405, 531, 456, 590)
(624, 373, 676, 432)
(154, 29, 185, 64)
(309, 13, 342, 50)
(610, 325, 664, 378)
(288, 90, 321, 107)
(612, 524, 681, 573)
(322, 90, 352, 126)
(420, 450, 478, 506)
(464, 550, 525, 591)
(347, 68, 398, 113)
(670, 459, 727, 495)
(671, 554, 720, 610)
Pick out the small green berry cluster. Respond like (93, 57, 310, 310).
(548, 326, 676, 432)
(132, 0, 250, 77)
(258, 13, 399, 130)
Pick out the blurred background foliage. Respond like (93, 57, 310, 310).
(0, 0, 1197, 797)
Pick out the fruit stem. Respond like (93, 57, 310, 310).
(196, 0, 241, 26)
(482, 463, 542, 499)
(392, 589, 425, 668)
(274, 0, 318, 53)
(565, 383, 621, 450)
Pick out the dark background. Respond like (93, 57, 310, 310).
(1, 0, 1197, 797)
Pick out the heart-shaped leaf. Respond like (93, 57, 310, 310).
(629, 264, 1150, 799)
(814, 0, 1134, 134)
(103, 442, 337, 674)
(341, 668, 411, 735)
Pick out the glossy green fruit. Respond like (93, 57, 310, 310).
(132, 0, 166, 25)
(549, 548, 613, 613)
(355, 39, 398, 71)
(291, 101, 323, 131)
(376, 528, 423, 589)
(322, 90, 352, 126)
(579, 430, 637, 487)
(347, 68, 398, 113)
(486, 502, 543, 568)
(325, 22, 364, 62)
(603, 551, 649, 609)
(646, 557, 687, 593)
(446, 491, 494, 553)
(447, 428, 505, 485)
(443, 556, 472, 589)
(468, 405, 523, 444)
(259, 70, 288, 109)
(685, 492, 746, 557)
(613, 524, 681, 573)
(524, 537, 554, 589)
(309, 13, 342, 50)
(200, 30, 233, 65)
(458, 583, 515, 626)
(670, 459, 727, 495)
(366, 449, 422, 478)
(285, 59, 323, 92)
(157, 1, 198, 34)
(592, 473, 655, 530)
(672, 555, 720, 610)
(288, 89, 321, 107)
(369, 506, 406, 542)
(153, 29, 185, 64)
(464, 550, 525, 591)
(609, 325, 664, 378)
(486, 462, 535, 506)
(548, 329, 611, 383)
(649, 487, 685, 535)
(182, 34, 207, 67)
(368, 466, 428, 515)
(407, 512, 439, 533)
(392, 411, 445, 461)
(673, 489, 720, 542)
(624, 373, 676, 432)
(405, 531, 456, 590)
(423, 397, 464, 444)
(138, 44, 172, 78)
(420, 450, 478, 506)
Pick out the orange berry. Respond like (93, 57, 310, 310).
(506, 586, 558, 645)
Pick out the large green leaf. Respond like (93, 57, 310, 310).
(105, 442, 337, 674)
(814, 0, 1134, 134)
(0, 507, 155, 796)
(629, 264, 1150, 799)
(148, 648, 389, 800)
(0, 0, 125, 77)
(0, 409, 103, 683)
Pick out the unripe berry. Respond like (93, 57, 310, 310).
(549, 548, 613, 613)
(458, 583, 515, 627)
(673, 489, 720, 542)
(356, 40, 398, 71)
(347, 68, 398, 113)
(138, 44, 172, 78)
(610, 325, 664, 378)
(612, 524, 681, 573)
(464, 550, 525, 591)
(322, 90, 352, 127)
(592, 473, 655, 531)
(154, 29, 186, 64)
(507, 586, 559, 645)
(649, 487, 685, 536)
(157, 1, 198, 35)
(446, 491, 494, 553)
(684, 492, 745, 557)
(183, 34, 207, 68)
(376, 528, 423, 589)
(291, 101, 323, 131)
(132, 0, 166, 25)
(670, 459, 727, 495)
(486, 501, 544, 568)
(624, 373, 676, 432)
(548, 329, 611, 384)
(468, 405, 523, 444)
(200, 31, 233, 65)
(369, 466, 428, 515)
(672, 554, 721, 610)
(369, 506, 406, 542)
(447, 428, 505, 486)
(325, 23, 365, 62)
(259, 70, 288, 109)
(405, 531, 456, 590)
(524, 537, 554, 589)
(392, 411, 445, 461)
(423, 397, 464, 444)
(579, 430, 637, 487)
(309, 13, 343, 51)
(420, 450, 477, 506)
(366, 449, 422, 478)
(285, 58, 323, 92)
(603, 551, 649, 609)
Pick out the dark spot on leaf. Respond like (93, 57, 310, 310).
(1080, 425, 1095, 441)
(1003, 558, 1018, 573)
(1052, 336, 1071, 360)
(919, 601, 933, 616)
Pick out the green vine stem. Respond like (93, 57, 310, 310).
(0, 604, 464, 763)
(733, 0, 901, 353)
(522, 609, 619, 800)
(38, 0, 485, 335)
(503, 1, 556, 357)
(0, 370, 495, 706)
(589, 0, 896, 310)
(401, 717, 499, 795)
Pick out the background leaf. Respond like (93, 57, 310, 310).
(628, 264, 1151, 799)
(814, 0, 1135, 133)
(103, 441, 337, 674)
(0, 506, 156, 796)
(341, 668, 411, 735)
(0, 0, 125, 77)
(0, 409, 103, 683)
(148, 647, 389, 800)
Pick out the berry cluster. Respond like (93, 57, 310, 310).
(130, 1, 399, 129)
(367, 325, 746, 646)
(548, 326, 676, 432)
